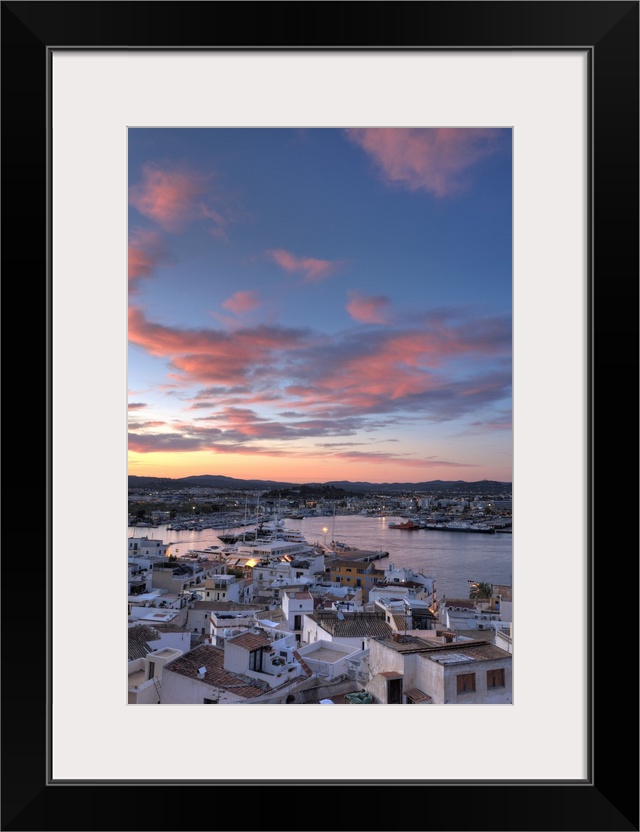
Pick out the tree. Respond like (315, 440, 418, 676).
(469, 581, 492, 600)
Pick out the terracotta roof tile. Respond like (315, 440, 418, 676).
(128, 624, 162, 660)
(163, 644, 267, 699)
(311, 612, 392, 639)
(227, 631, 272, 651)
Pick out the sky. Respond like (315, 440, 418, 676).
(128, 128, 512, 485)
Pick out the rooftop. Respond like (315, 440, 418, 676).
(192, 600, 265, 611)
(444, 598, 476, 610)
(304, 645, 349, 663)
(128, 624, 162, 660)
(227, 631, 272, 651)
(310, 611, 393, 639)
(162, 644, 267, 699)
(376, 635, 511, 661)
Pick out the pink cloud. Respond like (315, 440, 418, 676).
(129, 164, 222, 234)
(222, 290, 261, 315)
(129, 304, 510, 429)
(128, 306, 311, 386)
(128, 229, 167, 291)
(346, 291, 390, 324)
(345, 128, 503, 197)
(266, 248, 345, 283)
(281, 321, 510, 418)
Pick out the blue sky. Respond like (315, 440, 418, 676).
(128, 127, 512, 484)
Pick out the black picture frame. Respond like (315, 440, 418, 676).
(3, 2, 638, 830)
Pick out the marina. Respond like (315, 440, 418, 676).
(128, 513, 512, 601)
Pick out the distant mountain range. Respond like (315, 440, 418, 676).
(129, 474, 511, 495)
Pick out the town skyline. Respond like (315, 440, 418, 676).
(128, 127, 513, 484)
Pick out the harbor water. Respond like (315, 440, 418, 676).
(128, 514, 513, 602)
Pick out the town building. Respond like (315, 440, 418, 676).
(160, 629, 315, 704)
(128, 536, 170, 558)
(303, 609, 393, 652)
(365, 633, 512, 704)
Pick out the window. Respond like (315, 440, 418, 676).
(249, 648, 264, 672)
(487, 668, 505, 688)
(294, 614, 302, 630)
(203, 698, 218, 704)
(456, 672, 476, 693)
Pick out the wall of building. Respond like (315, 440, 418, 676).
(128, 679, 159, 705)
(419, 655, 511, 704)
(144, 648, 183, 683)
(161, 670, 244, 704)
(187, 608, 213, 634)
(367, 640, 408, 681)
(128, 658, 159, 704)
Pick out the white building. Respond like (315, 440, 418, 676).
(160, 630, 313, 704)
(281, 590, 314, 642)
(372, 594, 435, 633)
(302, 610, 393, 652)
(128, 536, 170, 558)
(296, 639, 360, 681)
(383, 562, 436, 595)
(186, 598, 264, 638)
(128, 646, 184, 704)
(365, 633, 512, 704)
(439, 597, 504, 634)
(128, 559, 152, 597)
(201, 574, 247, 603)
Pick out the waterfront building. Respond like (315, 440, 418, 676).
(128, 536, 170, 558)
(329, 559, 382, 601)
(439, 598, 504, 634)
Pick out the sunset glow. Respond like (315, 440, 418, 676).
(128, 128, 512, 484)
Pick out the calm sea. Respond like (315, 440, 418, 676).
(128, 514, 513, 602)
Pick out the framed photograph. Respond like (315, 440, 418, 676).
(3, 2, 637, 830)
